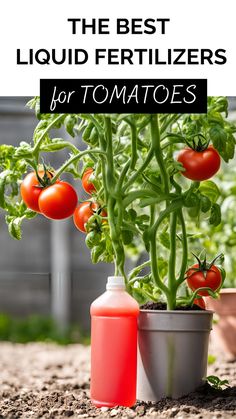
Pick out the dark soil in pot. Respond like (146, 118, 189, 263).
(141, 301, 204, 311)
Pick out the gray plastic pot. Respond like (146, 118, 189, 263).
(137, 309, 213, 401)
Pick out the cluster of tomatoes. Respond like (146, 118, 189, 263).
(177, 142, 222, 309)
(20, 168, 104, 233)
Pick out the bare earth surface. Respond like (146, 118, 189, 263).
(0, 342, 235, 418)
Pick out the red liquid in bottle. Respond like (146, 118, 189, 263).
(90, 276, 139, 408)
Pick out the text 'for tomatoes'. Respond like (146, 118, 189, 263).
(178, 145, 221, 181)
(21, 172, 78, 220)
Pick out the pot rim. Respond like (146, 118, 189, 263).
(219, 288, 236, 294)
(140, 309, 214, 314)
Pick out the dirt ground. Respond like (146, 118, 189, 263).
(0, 342, 235, 419)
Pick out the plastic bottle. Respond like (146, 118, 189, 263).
(90, 276, 139, 408)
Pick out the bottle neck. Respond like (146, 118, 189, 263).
(106, 276, 126, 291)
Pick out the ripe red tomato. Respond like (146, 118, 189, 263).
(186, 263, 222, 296)
(20, 171, 53, 212)
(177, 146, 221, 181)
(38, 182, 78, 220)
(82, 168, 96, 194)
(73, 202, 106, 233)
(193, 297, 206, 309)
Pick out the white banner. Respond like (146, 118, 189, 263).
(0, 0, 235, 96)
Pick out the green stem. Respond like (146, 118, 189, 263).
(104, 117, 114, 191)
(33, 115, 64, 155)
(130, 117, 137, 169)
(116, 117, 138, 191)
(104, 116, 125, 277)
(150, 230, 169, 295)
(122, 147, 154, 192)
(128, 260, 151, 280)
(107, 197, 119, 275)
(123, 189, 158, 207)
(150, 115, 170, 198)
(148, 199, 183, 297)
(116, 160, 130, 192)
(160, 114, 181, 137)
(177, 209, 188, 286)
(168, 212, 177, 309)
(98, 132, 108, 203)
(51, 149, 106, 183)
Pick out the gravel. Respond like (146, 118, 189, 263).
(0, 342, 235, 418)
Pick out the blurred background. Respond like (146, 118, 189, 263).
(0, 97, 236, 343)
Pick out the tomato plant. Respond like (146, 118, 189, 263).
(82, 168, 96, 194)
(0, 96, 235, 308)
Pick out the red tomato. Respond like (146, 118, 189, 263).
(193, 297, 206, 309)
(177, 146, 221, 181)
(186, 263, 222, 296)
(20, 171, 53, 212)
(38, 182, 78, 220)
(82, 168, 96, 194)
(73, 202, 106, 233)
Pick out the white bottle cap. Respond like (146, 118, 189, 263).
(106, 276, 125, 290)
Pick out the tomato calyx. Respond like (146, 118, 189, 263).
(34, 164, 55, 188)
(185, 134, 210, 152)
(188, 252, 224, 279)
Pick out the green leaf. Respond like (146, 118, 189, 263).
(220, 133, 235, 163)
(24, 209, 37, 220)
(64, 115, 78, 138)
(40, 138, 73, 152)
(140, 193, 176, 208)
(206, 375, 229, 390)
(6, 216, 24, 240)
(200, 194, 211, 213)
(91, 244, 105, 263)
(158, 231, 170, 250)
(130, 287, 150, 305)
(183, 192, 199, 208)
(14, 142, 34, 159)
(199, 181, 220, 203)
(85, 231, 102, 249)
(0, 144, 15, 163)
(82, 122, 94, 142)
(157, 257, 168, 279)
(209, 125, 227, 152)
(128, 208, 137, 220)
(122, 230, 133, 245)
(0, 171, 9, 209)
(209, 203, 221, 226)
